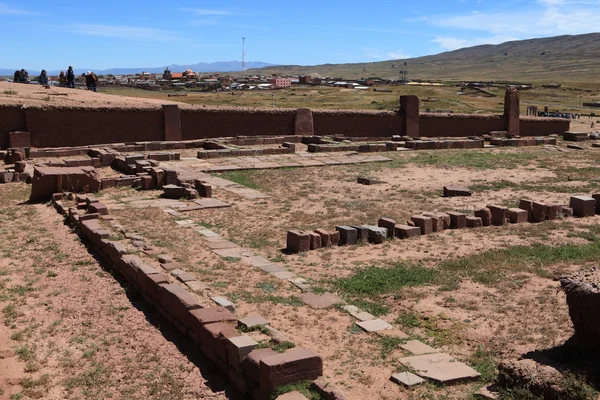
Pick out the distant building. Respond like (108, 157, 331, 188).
(163, 67, 172, 80)
(299, 76, 312, 84)
(268, 77, 292, 88)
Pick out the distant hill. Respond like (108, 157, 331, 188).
(0, 61, 277, 77)
(248, 33, 600, 84)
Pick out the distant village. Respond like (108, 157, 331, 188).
(0, 67, 438, 92)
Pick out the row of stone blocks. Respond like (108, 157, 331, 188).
(489, 137, 557, 147)
(52, 195, 324, 399)
(405, 139, 484, 150)
(288, 196, 599, 253)
(198, 145, 294, 159)
(307, 142, 399, 153)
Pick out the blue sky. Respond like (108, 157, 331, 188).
(2, 0, 600, 70)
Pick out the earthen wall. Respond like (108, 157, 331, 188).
(312, 110, 404, 137)
(520, 117, 571, 136)
(420, 114, 505, 137)
(0, 105, 26, 148)
(180, 108, 295, 140)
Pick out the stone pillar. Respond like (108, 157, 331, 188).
(295, 108, 314, 136)
(400, 95, 420, 138)
(504, 88, 520, 136)
(163, 105, 182, 142)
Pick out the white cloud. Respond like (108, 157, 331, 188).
(69, 24, 180, 42)
(0, 3, 38, 15)
(364, 48, 411, 60)
(425, 0, 600, 48)
(180, 8, 230, 16)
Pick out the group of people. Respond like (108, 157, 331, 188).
(12, 66, 98, 91)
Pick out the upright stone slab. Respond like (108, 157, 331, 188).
(336, 226, 358, 246)
(504, 88, 520, 137)
(352, 226, 369, 242)
(488, 205, 508, 226)
(309, 232, 321, 250)
(447, 212, 467, 229)
(570, 196, 596, 217)
(287, 230, 310, 253)
(507, 208, 528, 224)
(365, 225, 387, 244)
(532, 202, 548, 222)
(411, 215, 433, 235)
(314, 229, 331, 247)
(295, 108, 314, 136)
(592, 194, 600, 214)
(400, 95, 420, 138)
(547, 204, 562, 220)
(424, 213, 444, 232)
(519, 199, 534, 222)
(395, 224, 421, 239)
(466, 216, 483, 228)
(163, 104, 182, 142)
(435, 212, 451, 230)
(474, 208, 492, 226)
(378, 218, 396, 238)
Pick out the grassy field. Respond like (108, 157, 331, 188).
(101, 84, 600, 115)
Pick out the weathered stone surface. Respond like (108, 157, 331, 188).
(258, 348, 323, 392)
(356, 319, 394, 332)
(411, 215, 433, 235)
(295, 108, 314, 135)
(336, 226, 358, 246)
(330, 230, 340, 246)
(474, 208, 492, 226)
(390, 372, 425, 387)
(287, 230, 310, 253)
(227, 335, 258, 370)
(399, 352, 481, 384)
(378, 218, 396, 238)
(593, 194, 600, 214)
(299, 292, 342, 309)
(395, 224, 421, 239)
(238, 314, 269, 331)
(488, 205, 508, 226)
(423, 213, 444, 232)
(309, 232, 322, 250)
(435, 212, 451, 230)
(190, 307, 237, 325)
(351, 225, 369, 242)
(30, 166, 101, 202)
(466, 216, 483, 228)
(400, 340, 438, 355)
(315, 229, 331, 247)
(546, 204, 562, 220)
(570, 196, 596, 217)
(443, 186, 472, 197)
(519, 199, 534, 222)
(508, 208, 528, 224)
(365, 225, 387, 244)
(211, 296, 235, 312)
(532, 201, 548, 222)
(311, 377, 347, 400)
(447, 212, 467, 229)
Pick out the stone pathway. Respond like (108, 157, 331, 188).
(99, 195, 231, 212)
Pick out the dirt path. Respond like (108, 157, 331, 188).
(0, 184, 231, 400)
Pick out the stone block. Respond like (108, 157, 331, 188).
(474, 208, 492, 226)
(547, 204, 562, 220)
(570, 196, 596, 217)
(238, 314, 269, 331)
(88, 202, 108, 216)
(399, 352, 480, 384)
(507, 208, 528, 224)
(30, 166, 101, 203)
(593, 194, 600, 214)
(287, 230, 310, 253)
(14, 161, 26, 173)
(390, 372, 424, 388)
(466, 216, 483, 228)
(336, 226, 358, 246)
(366, 225, 387, 244)
(329, 230, 340, 246)
(295, 108, 314, 135)
(378, 218, 396, 238)
(356, 319, 394, 332)
(242, 348, 278, 385)
(158, 284, 202, 328)
(532, 202, 548, 223)
(309, 232, 321, 250)
(411, 215, 433, 235)
(395, 224, 421, 239)
(443, 186, 472, 197)
(435, 212, 451, 230)
(423, 213, 444, 232)
(351, 225, 369, 242)
(228, 335, 258, 370)
(447, 212, 467, 229)
(258, 348, 323, 392)
(519, 199, 534, 222)
(487, 205, 508, 226)
(199, 322, 240, 362)
(314, 229, 331, 247)
(138, 271, 168, 302)
(211, 296, 235, 312)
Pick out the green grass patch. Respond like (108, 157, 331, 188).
(467, 346, 499, 382)
(334, 263, 434, 296)
(217, 170, 262, 190)
(409, 150, 539, 170)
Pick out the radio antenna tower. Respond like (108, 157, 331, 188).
(242, 37, 246, 73)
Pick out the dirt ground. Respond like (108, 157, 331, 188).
(0, 184, 231, 400)
(62, 140, 598, 399)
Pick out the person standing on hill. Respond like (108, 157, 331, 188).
(59, 71, 66, 86)
(67, 66, 75, 88)
(38, 70, 49, 87)
(13, 70, 21, 83)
